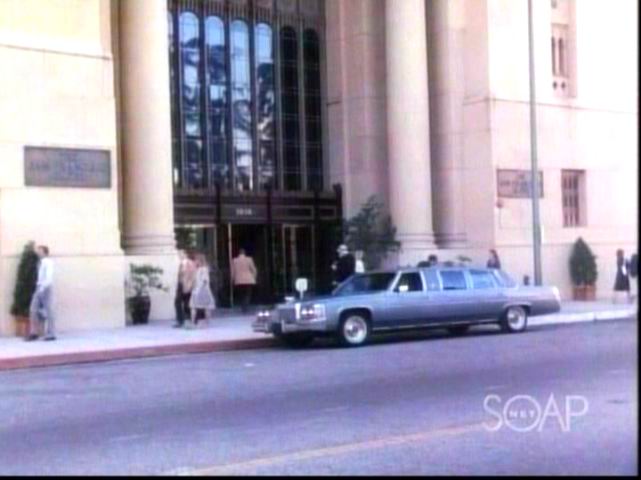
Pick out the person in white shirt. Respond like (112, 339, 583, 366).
(26, 245, 55, 341)
(354, 250, 366, 274)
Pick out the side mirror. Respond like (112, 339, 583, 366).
(397, 284, 409, 293)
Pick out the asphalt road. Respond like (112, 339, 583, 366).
(0, 319, 637, 475)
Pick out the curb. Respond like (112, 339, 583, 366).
(0, 310, 635, 372)
(0, 337, 278, 372)
(528, 309, 636, 327)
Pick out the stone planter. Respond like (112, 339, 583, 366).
(572, 285, 596, 301)
(127, 296, 151, 325)
(14, 315, 30, 337)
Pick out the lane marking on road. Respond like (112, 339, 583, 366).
(167, 421, 487, 476)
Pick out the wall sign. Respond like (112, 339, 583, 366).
(24, 146, 111, 189)
(497, 169, 544, 198)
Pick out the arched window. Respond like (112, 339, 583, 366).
(179, 11, 204, 188)
(281, 26, 301, 191)
(205, 16, 229, 188)
(231, 20, 253, 192)
(167, 5, 324, 194)
(304, 28, 323, 191)
(256, 23, 276, 190)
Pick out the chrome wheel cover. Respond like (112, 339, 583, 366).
(343, 316, 368, 344)
(506, 307, 526, 331)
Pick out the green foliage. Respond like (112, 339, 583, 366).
(569, 237, 598, 286)
(343, 196, 401, 270)
(10, 241, 39, 316)
(126, 264, 168, 298)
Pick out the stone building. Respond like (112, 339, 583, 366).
(0, 0, 637, 336)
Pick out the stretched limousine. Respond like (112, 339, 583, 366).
(252, 266, 561, 347)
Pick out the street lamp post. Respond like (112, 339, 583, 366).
(528, 0, 543, 285)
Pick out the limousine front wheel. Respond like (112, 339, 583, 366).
(338, 314, 371, 347)
(500, 306, 528, 333)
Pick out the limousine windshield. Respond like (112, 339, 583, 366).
(333, 273, 397, 296)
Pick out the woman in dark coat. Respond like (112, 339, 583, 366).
(487, 249, 501, 270)
(613, 249, 631, 303)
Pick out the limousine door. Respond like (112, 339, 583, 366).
(429, 270, 477, 323)
(385, 272, 433, 327)
(466, 269, 505, 318)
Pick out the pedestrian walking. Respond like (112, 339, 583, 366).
(332, 244, 355, 286)
(487, 249, 502, 269)
(231, 248, 257, 313)
(613, 249, 631, 304)
(25, 245, 55, 341)
(188, 253, 216, 328)
(173, 250, 197, 328)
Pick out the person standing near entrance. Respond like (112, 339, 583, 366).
(188, 253, 216, 328)
(174, 250, 196, 328)
(332, 244, 355, 287)
(25, 245, 55, 341)
(231, 248, 257, 313)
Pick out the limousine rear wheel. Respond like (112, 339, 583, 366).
(500, 306, 528, 333)
(338, 314, 371, 347)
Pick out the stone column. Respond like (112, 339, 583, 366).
(428, 0, 467, 248)
(385, 0, 436, 261)
(119, 0, 175, 254)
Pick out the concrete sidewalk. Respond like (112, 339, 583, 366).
(0, 301, 636, 371)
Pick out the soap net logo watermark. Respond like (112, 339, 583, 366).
(484, 394, 589, 433)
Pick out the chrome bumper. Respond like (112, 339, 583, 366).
(252, 315, 329, 334)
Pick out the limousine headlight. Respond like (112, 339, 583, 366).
(300, 304, 326, 322)
(257, 310, 272, 320)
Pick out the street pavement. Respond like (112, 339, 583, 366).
(0, 318, 637, 475)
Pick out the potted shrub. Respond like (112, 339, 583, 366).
(342, 195, 401, 270)
(126, 264, 168, 325)
(10, 241, 39, 337)
(569, 237, 598, 301)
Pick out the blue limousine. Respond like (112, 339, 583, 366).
(252, 266, 561, 347)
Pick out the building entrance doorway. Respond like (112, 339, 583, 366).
(177, 223, 322, 308)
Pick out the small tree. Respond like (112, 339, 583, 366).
(569, 237, 598, 286)
(343, 196, 401, 270)
(126, 264, 168, 298)
(10, 241, 39, 317)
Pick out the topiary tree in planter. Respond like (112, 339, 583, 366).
(125, 264, 168, 325)
(569, 237, 598, 300)
(10, 241, 39, 336)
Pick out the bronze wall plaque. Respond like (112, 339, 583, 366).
(24, 146, 111, 189)
(497, 169, 544, 198)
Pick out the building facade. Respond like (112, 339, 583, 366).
(0, 0, 637, 336)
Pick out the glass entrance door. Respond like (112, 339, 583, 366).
(273, 225, 315, 300)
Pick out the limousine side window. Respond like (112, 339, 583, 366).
(439, 270, 468, 291)
(423, 269, 441, 291)
(470, 270, 497, 289)
(394, 273, 424, 293)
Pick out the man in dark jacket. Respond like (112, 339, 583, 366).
(332, 244, 356, 286)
